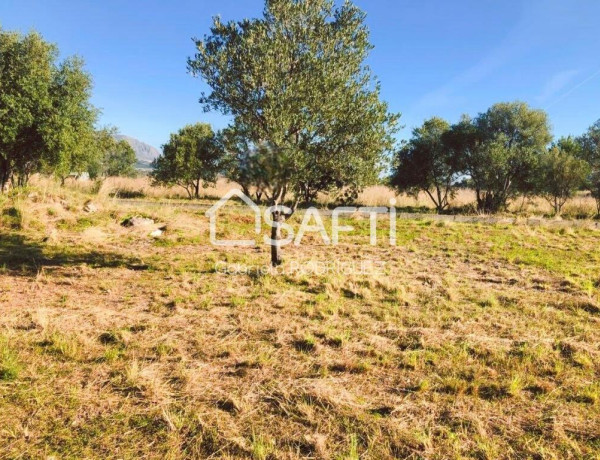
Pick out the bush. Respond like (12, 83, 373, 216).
(109, 189, 146, 199)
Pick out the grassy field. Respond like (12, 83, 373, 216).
(0, 183, 599, 459)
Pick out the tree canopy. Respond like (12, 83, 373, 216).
(578, 119, 600, 164)
(188, 0, 399, 209)
(536, 137, 589, 215)
(104, 140, 137, 178)
(578, 119, 600, 214)
(151, 123, 223, 199)
(0, 28, 98, 189)
(390, 117, 458, 213)
(445, 102, 552, 213)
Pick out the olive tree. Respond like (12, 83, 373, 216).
(390, 117, 458, 213)
(104, 140, 137, 177)
(578, 120, 600, 215)
(446, 102, 551, 213)
(87, 128, 117, 180)
(188, 0, 399, 265)
(83, 129, 138, 180)
(151, 123, 223, 199)
(44, 57, 99, 184)
(0, 28, 98, 189)
(536, 137, 590, 215)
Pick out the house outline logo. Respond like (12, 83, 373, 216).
(205, 189, 261, 246)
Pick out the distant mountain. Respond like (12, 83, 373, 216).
(113, 135, 160, 170)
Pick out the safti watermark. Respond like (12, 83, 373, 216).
(214, 259, 388, 276)
(206, 189, 397, 247)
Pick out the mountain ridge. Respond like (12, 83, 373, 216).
(113, 135, 160, 168)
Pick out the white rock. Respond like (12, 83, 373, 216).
(83, 201, 97, 213)
(150, 229, 163, 238)
(121, 216, 155, 227)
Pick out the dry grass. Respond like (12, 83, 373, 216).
(0, 184, 599, 458)
(354, 186, 598, 217)
(43, 175, 599, 218)
(353, 186, 477, 209)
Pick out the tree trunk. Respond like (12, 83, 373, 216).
(270, 210, 283, 267)
(0, 158, 9, 193)
(476, 189, 484, 212)
(424, 189, 441, 214)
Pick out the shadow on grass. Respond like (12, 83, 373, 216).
(0, 233, 150, 276)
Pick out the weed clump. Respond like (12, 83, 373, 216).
(0, 338, 21, 381)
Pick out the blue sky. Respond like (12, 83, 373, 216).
(1, 0, 599, 150)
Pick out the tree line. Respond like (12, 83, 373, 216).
(153, 108, 600, 219)
(391, 105, 600, 215)
(0, 28, 137, 190)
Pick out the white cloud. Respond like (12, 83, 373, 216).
(544, 68, 600, 109)
(537, 70, 580, 103)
